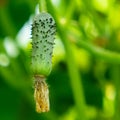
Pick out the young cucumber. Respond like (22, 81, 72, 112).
(31, 12, 56, 113)
(31, 12, 56, 77)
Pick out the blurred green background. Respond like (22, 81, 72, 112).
(0, 0, 120, 120)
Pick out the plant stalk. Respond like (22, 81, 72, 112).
(46, 1, 87, 119)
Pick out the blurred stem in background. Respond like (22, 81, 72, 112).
(76, 40, 120, 64)
(45, 0, 87, 120)
(44, 0, 120, 119)
(112, 66, 120, 120)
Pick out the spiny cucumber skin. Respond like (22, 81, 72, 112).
(31, 12, 56, 76)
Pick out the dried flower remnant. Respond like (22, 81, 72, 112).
(34, 75, 49, 113)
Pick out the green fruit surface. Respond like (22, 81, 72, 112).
(31, 12, 56, 76)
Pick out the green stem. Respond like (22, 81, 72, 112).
(46, 1, 87, 120)
(111, 66, 120, 120)
(77, 40, 120, 64)
(62, 36, 87, 120)
(68, 26, 120, 64)
(39, 0, 47, 12)
(65, 0, 75, 24)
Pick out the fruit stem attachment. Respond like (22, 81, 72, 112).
(39, 0, 47, 12)
(34, 75, 49, 113)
